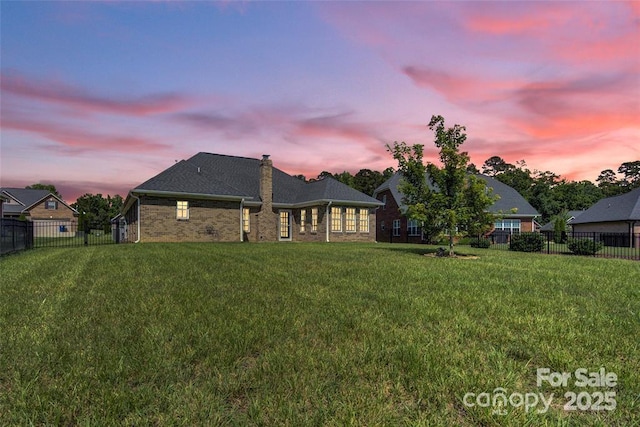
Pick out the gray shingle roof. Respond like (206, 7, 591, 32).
(133, 152, 382, 207)
(571, 187, 640, 224)
(0, 188, 78, 215)
(373, 172, 539, 216)
(540, 210, 586, 231)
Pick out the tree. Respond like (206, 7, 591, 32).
(72, 193, 123, 233)
(482, 156, 514, 176)
(26, 183, 61, 198)
(292, 174, 307, 182)
(619, 161, 640, 189)
(388, 115, 496, 256)
(353, 169, 386, 196)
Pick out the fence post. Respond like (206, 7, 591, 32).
(593, 231, 596, 257)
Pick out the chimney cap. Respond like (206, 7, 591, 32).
(262, 154, 270, 160)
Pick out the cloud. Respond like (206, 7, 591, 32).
(2, 113, 169, 154)
(0, 71, 191, 116)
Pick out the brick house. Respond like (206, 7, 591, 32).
(571, 187, 640, 248)
(0, 188, 79, 237)
(119, 153, 383, 243)
(373, 173, 539, 243)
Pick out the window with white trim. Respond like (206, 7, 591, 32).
(345, 208, 356, 232)
(331, 207, 342, 232)
(382, 194, 387, 210)
(45, 200, 58, 210)
(407, 219, 420, 236)
(311, 208, 318, 233)
(392, 219, 401, 236)
(242, 208, 250, 232)
(176, 201, 189, 220)
(494, 219, 521, 232)
(359, 208, 369, 232)
(300, 209, 306, 233)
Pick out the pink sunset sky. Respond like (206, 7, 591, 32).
(1, 1, 638, 202)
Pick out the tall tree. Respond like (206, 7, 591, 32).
(389, 115, 496, 256)
(353, 169, 386, 196)
(72, 193, 123, 233)
(481, 156, 514, 176)
(26, 183, 61, 198)
(618, 161, 640, 189)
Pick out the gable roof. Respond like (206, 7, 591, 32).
(130, 152, 382, 208)
(540, 210, 586, 231)
(0, 188, 78, 216)
(571, 187, 640, 224)
(373, 172, 539, 217)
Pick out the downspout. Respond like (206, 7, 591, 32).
(326, 201, 332, 243)
(240, 198, 245, 242)
(132, 194, 141, 243)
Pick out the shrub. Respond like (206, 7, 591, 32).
(567, 238, 603, 256)
(509, 232, 545, 252)
(470, 237, 491, 248)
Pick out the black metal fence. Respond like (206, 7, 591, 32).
(1, 219, 117, 254)
(1, 218, 34, 255)
(486, 231, 640, 260)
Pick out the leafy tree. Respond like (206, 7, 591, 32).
(333, 171, 355, 188)
(292, 174, 307, 182)
(618, 161, 640, 189)
(72, 193, 123, 233)
(553, 210, 570, 243)
(482, 156, 514, 176)
(388, 115, 496, 256)
(26, 183, 61, 198)
(353, 169, 386, 196)
(466, 163, 480, 174)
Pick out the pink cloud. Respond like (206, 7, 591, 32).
(2, 114, 169, 153)
(0, 72, 191, 116)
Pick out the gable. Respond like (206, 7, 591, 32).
(571, 187, 640, 224)
(373, 172, 539, 217)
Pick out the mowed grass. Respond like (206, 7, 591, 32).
(1, 243, 638, 426)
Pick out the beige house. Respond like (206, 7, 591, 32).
(571, 187, 640, 248)
(119, 153, 383, 243)
(0, 188, 79, 237)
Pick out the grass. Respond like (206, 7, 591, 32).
(1, 243, 638, 426)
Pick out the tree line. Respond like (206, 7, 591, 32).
(306, 157, 639, 225)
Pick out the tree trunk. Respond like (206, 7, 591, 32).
(449, 230, 455, 257)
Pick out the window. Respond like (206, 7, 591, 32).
(345, 208, 356, 232)
(243, 208, 250, 233)
(176, 201, 189, 220)
(494, 219, 521, 232)
(331, 207, 342, 232)
(279, 211, 291, 239)
(45, 200, 58, 210)
(359, 208, 369, 232)
(311, 208, 318, 233)
(392, 219, 401, 236)
(382, 195, 387, 210)
(300, 209, 306, 233)
(407, 219, 420, 236)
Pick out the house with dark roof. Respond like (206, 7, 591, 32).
(373, 172, 539, 243)
(571, 187, 640, 248)
(119, 153, 383, 243)
(539, 210, 585, 232)
(0, 188, 79, 237)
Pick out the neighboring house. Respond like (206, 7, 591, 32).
(373, 173, 539, 243)
(0, 194, 8, 217)
(0, 188, 79, 237)
(540, 210, 585, 232)
(119, 152, 383, 243)
(571, 187, 640, 248)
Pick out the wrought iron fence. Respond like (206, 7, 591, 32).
(31, 220, 116, 248)
(485, 231, 640, 260)
(1, 218, 34, 255)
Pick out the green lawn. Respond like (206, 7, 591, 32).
(1, 243, 638, 426)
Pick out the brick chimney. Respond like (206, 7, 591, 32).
(257, 154, 277, 241)
(260, 154, 273, 207)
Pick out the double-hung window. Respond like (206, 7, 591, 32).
(359, 208, 369, 232)
(407, 219, 420, 236)
(345, 208, 356, 232)
(176, 201, 189, 220)
(311, 208, 318, 233)
(300, 209, 306, 233)
(392, 219, 401, 236)
(242, 208, 250, 232)
(331, 207, 342, 232)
